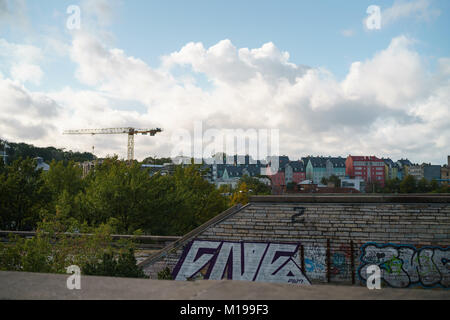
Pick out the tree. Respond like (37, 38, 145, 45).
(0, 158, 51, 230)
(77, 158, 154, 233)
(400, 175, 417, 193)
(329, 175, 341, 187)
(365, 180, 382, 193)
(429, 179, 439, 192)
(239, 175, 271, 195)
(142, 156, 172, 165)
(417, 178, 430, 193)
(230, 182, 250, 206)
(383, 177, 401, 193)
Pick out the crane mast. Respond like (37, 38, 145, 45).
(63, 127, 162, 161)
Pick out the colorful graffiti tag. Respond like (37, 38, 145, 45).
(172, 240, 311, 285)
(304, 245, 326, 280)
(359, 243, 449, 288)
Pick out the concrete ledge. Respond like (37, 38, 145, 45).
(0, 271, 448, 300)
(249, 194, 450, 204)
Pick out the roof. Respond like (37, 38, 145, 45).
(285, 160, 305, 172)
(303, 157, 327, 168)
(224, 166, 244, 177)
(396, 159, 413, 166)
(347, 155, 383, 162)
(327, 157, 346, 168)
(302, 156, 345, 168)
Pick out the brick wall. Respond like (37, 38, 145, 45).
(140, 195, 450, 288)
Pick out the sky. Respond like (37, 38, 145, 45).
(0, 0, 449, 164)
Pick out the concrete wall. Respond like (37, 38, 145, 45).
(140, 195, 450, 289)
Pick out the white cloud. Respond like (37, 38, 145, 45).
(10, 63, 43, 85)
(0, 78, 59, 141)
(341, 29, 355, 37)
(0, 39, 44, 84)
(382, 0, 441, 26)
(1, 33, 449, 164)
(0, 0, 29, 31)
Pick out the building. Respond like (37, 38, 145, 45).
(382, 158, 399, 181)
(325, 157, 346, 179)
(303, 157, 327, 184)
(213, 162, 267, 189)
(141, 163, 175, 176)
(284, 161, 306, 185)
(345, 155, 385, 188)
(408, 163, 440, 182)
(303, 156, 346, 184)
(396, 158, 413, 180)
(266, 160, 306, 192)
(341, 177, 366, 192)
(441, 156, 450, 186)
(35, 157, 49, 172)
(423, 164, 441, 182)
(408, 164, 424, 180)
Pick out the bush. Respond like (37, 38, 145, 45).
(82, 248, 147, 278)
(157, 267, 173, 280)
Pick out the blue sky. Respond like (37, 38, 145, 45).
(0, 0, 449, 163)
(5, 0, 449, 88)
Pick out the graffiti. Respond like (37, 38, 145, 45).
(172, 240, 311, 285)
(331, 253, 347, 276)
(304, 245, 326, 280)
(331, 244, 352, 277)
(291, 207, 305, 223)
(359, 243, 450, 288)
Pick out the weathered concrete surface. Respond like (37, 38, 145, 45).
(0, 271, 448, 300)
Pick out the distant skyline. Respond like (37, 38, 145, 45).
(0, 0, 449, 164)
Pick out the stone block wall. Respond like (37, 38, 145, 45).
(140, 195, 450, 288)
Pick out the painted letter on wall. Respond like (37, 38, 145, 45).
(173, 240, 311, 285)
(359, 243, 449, 288)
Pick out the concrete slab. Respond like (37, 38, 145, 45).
(0, 271, 448, 300)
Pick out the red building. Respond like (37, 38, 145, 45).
(266, 160, 306, 190)
(345, 155, 385, 188)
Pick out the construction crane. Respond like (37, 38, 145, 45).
(63, 127, 162, 161)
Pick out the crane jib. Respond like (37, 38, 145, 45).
(62, 127, 162, 161)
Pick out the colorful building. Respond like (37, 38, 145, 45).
(266, 159, 306, 190)
(345, 155, 385, 187)
(382, 158, 399, 181)
(303, 156, 346, 184)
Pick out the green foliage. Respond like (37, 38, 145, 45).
(365, 180, 383, 193)
(157, 267, 174, 280)
(1, 140, 95, 164)
(142, 156, 172, 165)
(76, 158, 156, 233)
(0, 214, 147, 278)
(82, 248, 148, 278)
(230, 182, 249, 205)
(239, 175, 271, 195)
(383, 177, 402, 193)
(399, 175, 417, 193)
(0, 158, 51, 230)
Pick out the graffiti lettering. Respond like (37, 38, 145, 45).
(173, 240, 311, 285)
(359, 243, 449, 288)
(291, 207, 305, 223)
